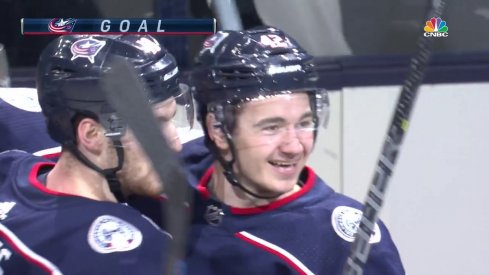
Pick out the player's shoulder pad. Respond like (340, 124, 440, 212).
(179, 136, 211, 163)
(0, 87, 42, 112)
(0, 150, 33, 185)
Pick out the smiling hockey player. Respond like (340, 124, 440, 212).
(182, 27, 405, 275)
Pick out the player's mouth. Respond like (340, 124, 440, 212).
(268, 161, 299, 177)
(268, 161, 296, 168)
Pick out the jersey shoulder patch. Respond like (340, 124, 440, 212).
(331, 206, 381, 244)
(87, 215, 143, 254)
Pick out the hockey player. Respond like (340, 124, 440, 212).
(182, 27, 405, 274)
(0, 35, 193, 274)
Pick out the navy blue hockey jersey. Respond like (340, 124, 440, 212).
(0, 150, 173, 274)
(0, 88, 59, 154)
(180, 137, 405, 275)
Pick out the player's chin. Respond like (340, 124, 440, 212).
(125, 172, 163, 197)
(261, 178, 299, 197)
(267, 166, 302, 185)
(143, 174, 164, 196)
(169, 136, 183, 152)
(132, 181, 163, 197)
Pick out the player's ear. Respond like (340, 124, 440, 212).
(76, 117, 105, 154)
(206, 113, 229, 151)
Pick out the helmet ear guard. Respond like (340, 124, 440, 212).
(313, 88, 330, 130)
(208, 104, 225, 126)
(98, 112, 126, 140)
(309, 89, 330, 130)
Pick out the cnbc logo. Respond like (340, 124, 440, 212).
(424, 17, 448, 37)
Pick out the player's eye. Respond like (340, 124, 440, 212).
(297, 119, 314, 130)
(261, 124, 282, 135)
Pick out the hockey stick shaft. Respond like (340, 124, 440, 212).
(342, 1, 446, 274)
(101, 57, 189, 275)
(208, 0, 243, 31)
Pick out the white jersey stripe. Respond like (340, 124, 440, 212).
(0, 223, 63, 275)
(33, 146, 62, 157)
(236, 231, 314, 275)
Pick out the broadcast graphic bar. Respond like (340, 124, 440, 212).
(21, 18, 216, 35)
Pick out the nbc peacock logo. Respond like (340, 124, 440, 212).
(423, 17, 448, 37)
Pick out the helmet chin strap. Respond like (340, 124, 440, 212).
(65, 139, 126, 202)
(215, 123, 284, 200)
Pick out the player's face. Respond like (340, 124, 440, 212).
(231, 93, 315, 197)
(117, 97, 181, 196)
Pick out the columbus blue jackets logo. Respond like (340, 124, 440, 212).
(331, 206, 381, 244)
(200, 32, 229, 54)
(48, 18, 76, 33)
(70, 38, 106, 64)
(88, 215, 142, 254)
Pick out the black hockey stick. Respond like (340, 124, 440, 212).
(101, 56, 190, 275)
(208, 0, 243, 31)
(342, 1, 446, 274)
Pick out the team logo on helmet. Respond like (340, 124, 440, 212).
(331, 206, 381, 243)
(70, 38, 106, 64)
(200, 32, 229, 54)
(88, 215, 142, 254)
(48, 18, 76, 33)
(205, 204, 224, 226)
